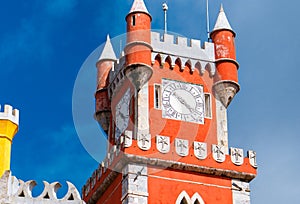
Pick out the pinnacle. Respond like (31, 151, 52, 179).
(98, 34, 117, 61)
(129, 0, 149, 15)
(211, 4, 235, 35)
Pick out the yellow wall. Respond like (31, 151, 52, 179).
(0, 120, 18, 176)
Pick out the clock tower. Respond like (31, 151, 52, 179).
(83, 1, 257, 204)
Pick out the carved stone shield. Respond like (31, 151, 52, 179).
(156, 135, 170, 154)
(138, 133, 151, 150)
(212, 144, 225, 163)
(230, 147, 244, 165)
(193, 142, 207, 160)
(175, 139, 189, 156)
(124, 130, 132, 148)
(248, 150, 257, 168)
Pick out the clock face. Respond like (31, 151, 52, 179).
(162, 79, 205, 124)
(115, 88, 131, 140)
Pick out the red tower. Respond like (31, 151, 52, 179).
(86, 1, 257, 204)
(210, 5, 240, 108)
(124, 0, 153, 90)
(94, 35, 117, 133)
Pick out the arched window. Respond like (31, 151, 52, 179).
(180, 197, 189, 204)
(191, 193, 205, 204)
(176, 191, 190, 204)
(176, 191, 205, 204)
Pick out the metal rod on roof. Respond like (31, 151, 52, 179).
(206, 0, 210, 41)
(163, 2, 168, 34)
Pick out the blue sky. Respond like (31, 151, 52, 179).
(1, 0, 300, 202)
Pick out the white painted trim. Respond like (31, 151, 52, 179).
(191, 193, 205, 204)
(175, 191, 205, 204)
(176, 191, 190, 204)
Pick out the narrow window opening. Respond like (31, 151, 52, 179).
(180, 198, 189, 204)
(154, 84, 161, 109)
(132, 15, 136, 26)
(205, 93, 212, 118)
(194, 200, 201, 204)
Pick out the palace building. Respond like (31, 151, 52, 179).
(0, 1, 257, 204)
(83, 0, 257, 203)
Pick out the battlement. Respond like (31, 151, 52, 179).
(83, 132, 257, 199)
(0, 104, 19, 125)
(151, 32, 215, 62)
(0, 171, 85, 204)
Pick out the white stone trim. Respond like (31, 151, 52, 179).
(191, 193, 205, 204)
(175, 191, 190, 204)
(175, 191, 205, 204)
(215, 99, 229, 153)
(0, 104, 19, 125)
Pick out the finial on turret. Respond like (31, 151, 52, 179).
(211, 4, 235, 37)
(98, 35, 117, 62)
(128, 0, 149, 15)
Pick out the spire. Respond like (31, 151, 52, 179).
(98, 35, 117, 62)
(128, 0, 149, 15)
(211, 4, 235, 36)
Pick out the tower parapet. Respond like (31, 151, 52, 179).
(151, 32, 215, 75)
(0, 104, 19, 125)
(0, 105, 19, 177)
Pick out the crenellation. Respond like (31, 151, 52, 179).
(0, 171, 85, 203)
(176, 36, 188, 46)
(191, 39, 201, 48)
(0, 104, 19, 125)
(151, 32, 215, 62)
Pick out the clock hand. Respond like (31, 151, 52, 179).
(172, 92, 194, 112)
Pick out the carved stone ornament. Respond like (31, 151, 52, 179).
(193, 142, 207, 160)
(138, 133, 151, 150)
(96, 166, 102, 181)
(248, 150, 258, 168)
(156, 135, 170, 154)
(175, 138, 189, 157)
(212, 144, 226, 163)
(124, 130, 133, 148)
(230, 147, 244, 166)
(103, 160, 108, 173)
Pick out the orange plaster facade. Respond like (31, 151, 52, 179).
(83, 1, 257, 204)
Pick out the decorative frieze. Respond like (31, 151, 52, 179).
(248, 150, 257, 168)
(193, 142, 207, 160)
(212, 144, 226, 163)
(137, 133, 151, 150)
(230, 148, 244, 166)
(0, 172, 84, 204)
(156, 135, 170, 154)
(175, 139, 189, 157)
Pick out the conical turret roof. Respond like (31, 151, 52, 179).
(98, 35, 117, 62)
(128, 0, 150, 15)
(211, 5, 235, 36)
